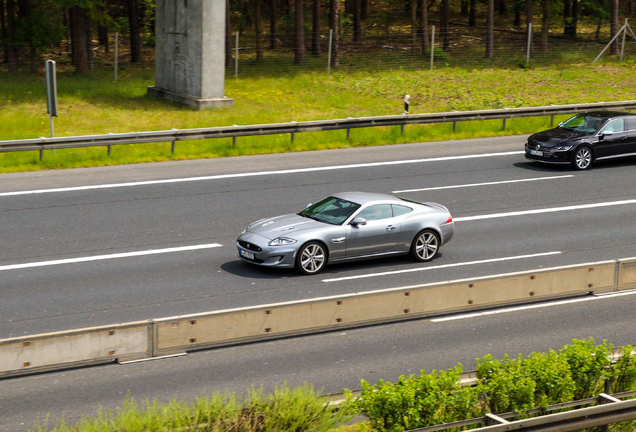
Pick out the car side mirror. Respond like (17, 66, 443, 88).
(602, 130, 613, 136)
(351, 217, 367, 226)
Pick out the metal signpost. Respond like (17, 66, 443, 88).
(45, 60, 58, 137)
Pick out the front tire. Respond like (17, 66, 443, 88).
(295, 242, 327, 275)
(411, 229, 440, 262)
(572, 146, 593, 170)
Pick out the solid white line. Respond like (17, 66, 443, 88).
(0, 151, 524, 197)
(392, 175, 574, 193)
(0, 243, 223, 272)
(431, 289, 636, 322)
(321, 251, 561, 282)
(454, 199, 636, 222)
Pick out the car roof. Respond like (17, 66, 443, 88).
(330, 191, 403, 205)
(581, 111, 636, 119)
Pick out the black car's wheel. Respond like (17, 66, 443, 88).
(572, 146, 593, 170)
(410, 229, 440, 262)
(296, 242, 327, 275)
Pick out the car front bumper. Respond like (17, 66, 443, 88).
(525, 145, 572, 164)
(236, 231, 298, 268)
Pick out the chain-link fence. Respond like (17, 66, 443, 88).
(1, 22, 635, 76)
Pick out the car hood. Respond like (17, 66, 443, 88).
(529, 128, 589, 146)
(246, 214, 328, 240)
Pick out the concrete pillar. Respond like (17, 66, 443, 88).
(148, 0, 233, 110)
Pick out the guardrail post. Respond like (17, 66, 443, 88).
(291, 132, 295, 144)
(232, 136, 237, 147)
(453, 121, 457, 132)
(401, 125, 405, 135)
(107, 145, 111, 156)
(171, 141, 175, 153)
(502, 118, 507, 130)
(346, 129, 350, 140)
(39, 148, 44, 161)
(551, 115, 555, 126)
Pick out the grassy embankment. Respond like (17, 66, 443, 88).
(2, 60, 636, 173)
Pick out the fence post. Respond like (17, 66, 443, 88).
(114, 32, 118, 82)
(526, 22, 532, 64)
(621, 19, 628, 62)
(430, 25, 435, 70)
(235, 32, 239, 79)
(328, 29, 333, 75)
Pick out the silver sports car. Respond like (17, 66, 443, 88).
(237, 191, 454, 275)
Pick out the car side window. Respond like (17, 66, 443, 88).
(357, 204, 393, 221)
(602, 119, 625, 133)
(392, 204, 413, 217)
(625, 117, 636, 131)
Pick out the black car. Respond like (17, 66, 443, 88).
(525, 111, 636, 170)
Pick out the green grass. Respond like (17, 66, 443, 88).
(2, 59, 636, 173)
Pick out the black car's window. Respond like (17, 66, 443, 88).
(601, 118, 625, 133)
(626, 117, 636, 131)
(559, 115, 604, 133)
(357, 204, 393, 221)
(392, 204, 413, 217)
(299, 196, 361, 225)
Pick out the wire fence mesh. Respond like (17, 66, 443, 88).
(1, 22, 636, 76)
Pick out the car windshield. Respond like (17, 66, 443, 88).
(298, 196, 361, 225)
(558, 114, 606, 134)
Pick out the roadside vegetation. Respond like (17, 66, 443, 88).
(32, 339, 636, 432)
(2, 60, 636, 173)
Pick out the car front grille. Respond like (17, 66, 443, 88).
(238, 241, 262, 252)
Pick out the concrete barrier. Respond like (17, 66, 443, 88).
(1, 257, 634, 376)
(619, 257, 636, 291)
(152, 260, 618, 356)
(0, 321, 151, 378)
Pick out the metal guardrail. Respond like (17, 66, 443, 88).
(409, 391, 636, 432)
(2, 100, 636, 158)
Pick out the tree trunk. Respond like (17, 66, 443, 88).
(498, 0, 506, 15)
(98, 25, 109, 53)
(469, 0, 476, 27)
(255, 0, 263, 60)
(485, 0, 494, 58)
(329, 0, 338, 68)
(563, 0, 577, 38)
(514, 2, 521, 26)
(86, 15, 94, 72)
(611, 0, 619, 54)
(70, 6, 89, 74)
(442, 0, 450, 52)
(540, 0, 550, 52)
(270, 0, 277, 48)
(294, 0, 305, 65)
(225, 0, 233, 68)
(353, 0, 361, 41)
(312, 0, 320, 55)
(127, 0, 142, 62)
(411, 0, 418, 50)
(461, 0, 468, 15)
(361, 0, 367, 20)
(5, 0, 18, 72)
(419, 0, 428, 52)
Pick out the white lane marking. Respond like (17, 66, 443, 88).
(0, 243, 223, 272)
(321, 251, 561, 282)
(393, 175, 573, 193)
(454, 199, 636, 222)
(0, 151, 524, 197)
(431, 289, 636, 322)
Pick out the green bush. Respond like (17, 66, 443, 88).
(559, 339, 613, 399)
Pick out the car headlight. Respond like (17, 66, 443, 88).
(268, 237, 297, 246)
(554, 145, 573, 151)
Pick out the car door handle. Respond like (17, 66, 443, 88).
(386, 225, 396, 231)
(331, 237, 345, 243)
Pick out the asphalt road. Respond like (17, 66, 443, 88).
(1, 135, 636, 430)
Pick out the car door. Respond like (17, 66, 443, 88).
(596, 118, 628, 158)
(345, 204, 401, 257)
(623, 117, 636, 155)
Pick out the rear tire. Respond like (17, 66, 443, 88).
(296, 242, 327, 275)
(410, 229, 440, 262)
(572, 146, 593, 170)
